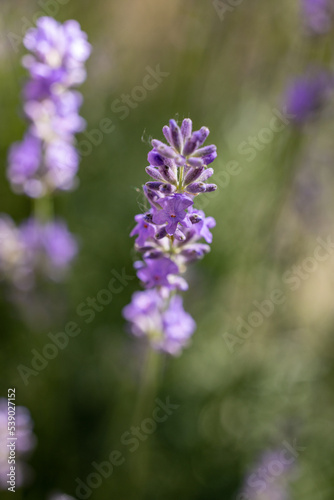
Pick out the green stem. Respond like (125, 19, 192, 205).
(33, 195, 53, 223)
(131, 346, 162, 498)
(133, 346, 162, 428)
(178, 165, 184, 191)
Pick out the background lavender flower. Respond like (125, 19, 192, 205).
(0, 216, 78, 289)
(23, 17, 91, 88)
(238, 449, 297, 500)
(7, 17, 91, 197)
(0, 215, 31, 289)
(302, 0, 334, 34)
(20, 218, 78, 279)
(0, 398, 36, 489)
(284, 69, 333, 124)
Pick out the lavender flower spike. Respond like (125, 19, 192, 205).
(124, 118, 218, 355)
(7, 17, 91, 197)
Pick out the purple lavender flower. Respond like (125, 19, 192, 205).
(7, 134, 42, 195)
(153, 194, 193, 235)
(123, 290, 196, 354)
(0, 215, 32, 289)
(284, 69, 333, 124)
(136, 257, 179, 288)
(130, 213, 156, 247)
(187, 208, 216, 244)
(123, 289, 164, 338)
(7, 17, 90, 197)
(302, 0, 334, 34)
(0, 398, 36, 489)
(44, 140, 79, 191)
(161, 295, 196, 354)
(23, 17, 91, 88)
(20, 218, 78, 274)
(0, 216, 78, 289)
(124, 118, 217, 355)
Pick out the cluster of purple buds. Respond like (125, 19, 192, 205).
(0, 398, 36, 489)
(123, 119, 217, 355)
(302, 0, 334, 35)
(7, 17, 91, 197)
(0, 215, 78, 290)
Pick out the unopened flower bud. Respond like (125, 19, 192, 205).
(143, 249, 164, 259)
(202, 152, 217, 165)
(183, 137, 198, 156)
(187, 157, 204, 168)
(158, 165, 177, 184)
(148, 150, 165, 167)
(143, 213, 153, 223)
(194, 127, 210, 146)
(169, 119, 183, 152)
(146, 166, 164, 181)
(159, 183, 176, 195)
(186, 182, 206, 194)
(162, 125, 172, 144)
(181, 118, 192, 140)
(146, 181, 164, 191)
(151, 140, 177, 159)
(189, 214, 202, 224)
(184, 166, 205, 185)
(193, 145, 217, 157)
(198, 168, 214, 182)
(155, 227, 167, 239)
(205, 184, 217, 192)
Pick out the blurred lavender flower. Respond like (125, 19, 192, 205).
(238, 448, 297, 500)
(0, 216, 29, 289)
(123, 118, 217, 354)
(20, 218, 78, 279)
(123, 290, 196, 355)
(0, 398, 36, 489)
(7, 17, 91, 197)
(0, 215, 78, 290)
(284, 69, 333, 124)
(23, 17, 91, 89)
(302, 0, 334, 34)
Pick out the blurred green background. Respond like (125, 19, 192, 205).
(1, 0, 334, 498)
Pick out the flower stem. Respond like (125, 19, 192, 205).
(33, 195, 53, 223)
(178, 165, 184, 191)
(131, 346, 163, 498)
